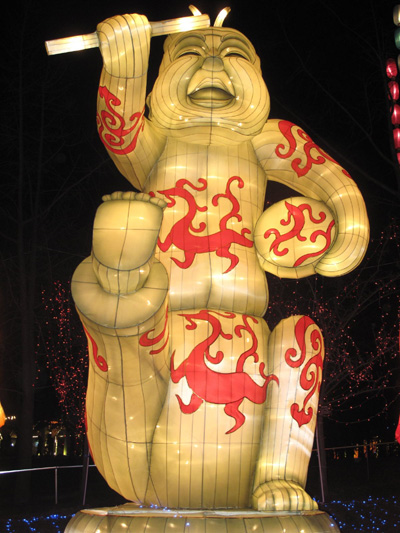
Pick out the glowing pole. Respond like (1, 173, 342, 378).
(45, 14, 210, 55)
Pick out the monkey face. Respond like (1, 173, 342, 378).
(147, 27, 270, 145)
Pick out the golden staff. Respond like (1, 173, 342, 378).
(45, 13, 210, 56)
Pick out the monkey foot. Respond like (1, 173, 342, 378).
(252, 480, 318, 512)
(92, 190, 167, 281)
(101, 190, 167, 209)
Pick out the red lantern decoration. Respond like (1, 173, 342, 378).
(389, 80, 400, 101)
(387, 58, 398, 78)
(394, 128, 400, 149)
(392, 104, 400, 125)
(396, 414, 400, 445)
(394, 5, 400, 26)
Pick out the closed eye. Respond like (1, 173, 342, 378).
(220, 38, 254, 62)
(177, 50, 202, 58)
(225, 52, 248, 59)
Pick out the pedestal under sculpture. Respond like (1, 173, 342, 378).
(52, 6, 369, 532)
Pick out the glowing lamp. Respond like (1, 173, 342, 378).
(387, 58, 398, 79)
(394, 128, 400, 149)
(392, 104, 400, 125)
(0, 402, 5, 428)
(45, 14, 210, 55)
(389, 81, 400, 101)
(395, 28, 400, 51)
(394, 5, 400, 26)
(396, 414, 400, 444)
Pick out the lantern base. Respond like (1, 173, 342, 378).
(65, 504, 340, 532)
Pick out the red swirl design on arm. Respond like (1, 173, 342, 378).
(285, 316, 323, 427)
(97, 86, 145, 155)
(276, 120, 352, 179)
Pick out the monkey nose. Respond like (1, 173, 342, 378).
(202, 56, 224, 72)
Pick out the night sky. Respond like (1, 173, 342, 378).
(2, 1, 400, 444)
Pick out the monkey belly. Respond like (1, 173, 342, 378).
(148, 309, 272, 509)
(157, 246, 269, 316)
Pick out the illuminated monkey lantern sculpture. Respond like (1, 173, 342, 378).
(71, 8, 369, 516)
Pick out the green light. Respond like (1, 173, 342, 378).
(395, 28, 400, 50)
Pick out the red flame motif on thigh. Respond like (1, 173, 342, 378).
(157, 176, 253, 273)
(170, 311, 278, 434)
(139, 308, 169, 355)
(83, 326, 108, 372)
(285, 316, 324, 427)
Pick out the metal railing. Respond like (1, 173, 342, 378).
(0, 441, 398, 506)
(0, 462, 94, 505)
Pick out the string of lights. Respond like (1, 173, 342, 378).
(320, 496, 400, 532)
(37, 281, 88, 450)
(2, 498, 400, 533)
(4, 513, 71, 532)
(389, 6, 400, 164)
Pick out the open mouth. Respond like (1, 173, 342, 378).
(189, 87, 234, 107)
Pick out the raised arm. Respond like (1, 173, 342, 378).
(252, 119, 369, 278)
(96, 14, 166, 190)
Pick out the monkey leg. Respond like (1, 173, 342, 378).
(149, 310, 274, 509)
(72, 258, 169, 503)
(253, 315, 324, 511)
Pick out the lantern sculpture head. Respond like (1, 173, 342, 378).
(148, 26, 270, 144)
